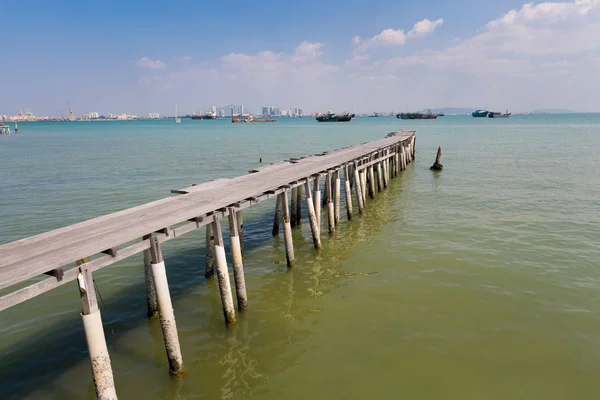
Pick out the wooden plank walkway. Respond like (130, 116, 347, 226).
(0, 129, 416, 399)
(0, 130, 414, 298)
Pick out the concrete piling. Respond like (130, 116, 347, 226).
(235, 210, 244, 256)
(334, 169, 341, 225)
(211, 216, 236, 325)
(376, 158, 383, 192)
(280, 191, 295, 267)
(272, 198, 281, 236)
(149, 236, 184, 374)
(313, 175, 321, 230)
(78, 267, 118, 400)
(296, 185, 303, 226)
(326, 172, 335, 234)
(353, 162, 364, 213)
(304, 180, 322, 250)
(367, 164, 375, 199)
(228, 209, 248, 311)
(344, 165, 353, 220)
(290, 187, 298, 228)
(143, 234, 158, 318)
(205, 224, 216, 278)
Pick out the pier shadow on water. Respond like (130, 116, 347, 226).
(0, 173, 411, 400)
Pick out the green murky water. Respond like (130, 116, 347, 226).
(1, 116, 599, 399)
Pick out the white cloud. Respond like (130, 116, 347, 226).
(408, 18, 444, 38)
(354, 28, 406, 51)
(136, 57, 167, 69)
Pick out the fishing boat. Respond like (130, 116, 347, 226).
(316, 111, 354, 122)
(175, 104, 181, 124)
(231, 106, 276, 123)
(368, 112, 381, 117)
(397, 110, 437, 120)
(488, 109, 511, 118)
(472, 109, 489, 117)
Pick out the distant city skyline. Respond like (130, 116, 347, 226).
(2, 0, 600, 115)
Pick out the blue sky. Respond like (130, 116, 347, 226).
(2, 0, 599, 116)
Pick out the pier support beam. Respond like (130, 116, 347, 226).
(394, 146, 399, 177)
(290, 187, 297, 228)
(304, 180, 322, 250)
(376, 158, 383, 192)
(326, 172, 335, 234)
(280, 191, 295, 267)
(78, 267, 118, 400)
(367, 165, 375, 199)
(272, 198, 281, 236)
(334, 170, 341, 225)
(344, 165, 353, 220)
(360, 166, 367, 205)
(228, 209, 247, 311)
(205, 224, 216, 278)
(353, 162, 364, 214)
(296, 185, 303, 226)
(235, 210, 244, 256)
(412, 136, 416, 159)
(143, 234, 158, 318)
(313, 175, 321, 229)
(211, 216, 236, 325)
(401, 144, 406, 170)
(149, 236, 184, 374)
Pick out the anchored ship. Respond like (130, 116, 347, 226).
(316, 111, 354, 122)
(472, 109, 489, 117)
(397, 110, 437, 120)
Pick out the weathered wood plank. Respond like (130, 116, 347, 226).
(0, 131, 415, 292)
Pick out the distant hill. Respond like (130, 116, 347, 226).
(531, 109, 575, 114)
(428, 107, 474, 115)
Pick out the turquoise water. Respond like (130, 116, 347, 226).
(1, 115, 599, 399)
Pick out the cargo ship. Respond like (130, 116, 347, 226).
(191, 107, 217, 120)
(316, 111, 354, 122)
(396, 110, 438, 120)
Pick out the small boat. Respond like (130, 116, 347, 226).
(191, 107, 217, 120)
(231, 106, 276, 123)
(488, 109, 511, 118)
(175, 104, 181, 124)
(397, 109, 437, 120)
(472, 109, 489, 117)
(368, 112, 381, 117)
(437, 112, 445, 116)
(316, 111, 354, 122)
(14, 122, 18, 133)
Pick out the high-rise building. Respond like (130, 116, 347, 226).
(239, 105, 244, 115)
(262, 106, 270, 116)
(219, 109, 225, 118)
(298, 108, 303, 117)
(148, 113, 160, 119)
(89, 112, 99, 119)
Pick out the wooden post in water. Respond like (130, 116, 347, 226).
(78, 266, 118, 400)
(353, 162, 364, 213)
(394, 146, 400, 177)
(272, 198, 281, 236)
(228, 209, 247, 311)
(383, 150, 389, 188)
(326, 171, 335, 233)
(334, 169, 341, 225)
(376, 156, 383, 191)
(149, 236, 184, 374)
(290, 187, 297, 228)
(296, 184, 303, 226)
(304, 179, 322, 250)
(367, 164, 375, 199)
(211, 216, 236, 325)
(235, 210, 244, 256)
(344, 165, 353, 220)
(401, 144, 406, 170)
(360, 165, 367, 204)
(205, 224, 216, 278)
(313, 175, 321, 230)
(280, 191, 295, 267)
(143, 234, 158, 318)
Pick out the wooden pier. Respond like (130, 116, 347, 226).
(0, 130, 416, 399)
